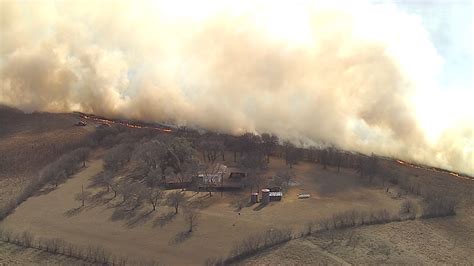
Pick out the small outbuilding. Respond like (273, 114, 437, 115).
(261, 189, 270, 203)
(250, 192, 259, 204)
(298, 193, 311, 199)
(269, 191, 283, 201)
(229, 170, 246, 180)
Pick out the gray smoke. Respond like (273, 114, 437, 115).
(1, 0, 472, 175)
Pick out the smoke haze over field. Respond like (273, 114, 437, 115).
(1, 0, 473, 175)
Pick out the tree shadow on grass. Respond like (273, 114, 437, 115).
(246, 201, 256, 208)
(253, 202, 268, 211)
(153, 211, 177, 228)
(109, 202, 159, 229)
(169, 230, 192, 245)
(34, 185, 58, 197)
(229, 197, 251, 212)
(87, 190, 112, 207)
(109, 205, 141, 222)
(63, 206, 84, 217)
(125, 209, 155, 228)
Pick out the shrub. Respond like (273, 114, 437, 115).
(228, 228, 292, 261)
(399, 199, 417, 219)
(421, 193, 457, 218)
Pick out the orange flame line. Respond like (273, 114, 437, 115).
(395, 160, 471, 181)
(80, 114, 172, 133)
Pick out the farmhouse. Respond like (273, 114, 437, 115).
(197, 164, 247, 191)
(198, 163, 227, 184)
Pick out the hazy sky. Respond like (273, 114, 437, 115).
(377, 0, 473, 91)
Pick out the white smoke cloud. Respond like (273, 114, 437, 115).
(1, 0, 472, 175)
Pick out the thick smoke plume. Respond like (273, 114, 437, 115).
(1, 0, 472, 175)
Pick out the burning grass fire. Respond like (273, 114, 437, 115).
(77, 112, 173, 133)
(77, 110, 472, 182)
(395, 160, 473, 181)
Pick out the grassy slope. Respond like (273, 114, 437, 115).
(0, 107, 92, 206)
(0, 155, 406, 265)
(245, 162, 474, 265)
(0, 241, 88, 265)
(1, 108, 472, 265)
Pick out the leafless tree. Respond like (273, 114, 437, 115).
(244, 175, 263, 194)
(238, 133, 262, 157)
(103, 144, 133, 172)
(184, 206, 200, 232)
(224, 136, 240, 162)
(335, 152, 342, 172)
(75, 185, 92, 207)
(166, 191, 186, 214)
(116, 179, 134, 204)
(273, 170, 293, 191)
(50, 170, 66, 187)
(128, 182, 146, 209)
(75, 147, 92, 168)
(145, 187, 164, 211)
(132, 139, 169, 183)
(261, 133, 278, 163)
(283, 141, 301, 168)
(421, 193, 457, 218)
(240, 151, 267, 193)
(399, 199, 417, 216)
(320, 149, 329, 169)
(199, 133, 225, 162)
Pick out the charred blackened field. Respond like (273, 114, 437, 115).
(0, 107, 473, 265)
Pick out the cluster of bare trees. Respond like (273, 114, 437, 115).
(297, 146, 381, 174)
(206, 227, 293, 265)
(41, 147, 91, 187)
(90, 133, 199, 204)
(378, 167, 458, 218)
(131, 137, 199, 186)
(198, 132, 226, 162)
(283, 141, 302, 168)
(89, 134, 204, 233)
(196, 132, 279, 163)
(239, 151, 267, 193)
(88, 175, 201, 231)
(207, 201, 458, 266)
(356, 154, 379, 180)
(421, 193, 457, 218)
(399, 199, 418, 220)
(0, 147, 92, 221)
(0, 227, 159, 265)
(271, 170, 293, 191)
(103, 143, 134, 172)
(311, 200, 453, 237)
(316, 209, 395, 231)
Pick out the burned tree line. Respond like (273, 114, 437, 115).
(93, 123, 381, 177)
(195, 132, 279, 164)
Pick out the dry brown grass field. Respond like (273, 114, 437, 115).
(0, 241, 86, 265)
(0, 106, 92, 207)
(245, 212, 474, 265)
(0, 109, 473, 265)
(1, 154, 406, 264)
